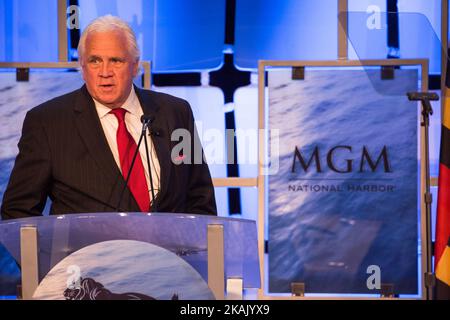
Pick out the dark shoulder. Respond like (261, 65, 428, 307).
(146, 89, 188, 105)
(139, 88, 191, 114)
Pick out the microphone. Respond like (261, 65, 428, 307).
(141, 115, 158, 212)
(140, 115, 154, 124)
(141, 115, 160, 136)
(407, 92, 439, 102)
(407, 91, 436, 126)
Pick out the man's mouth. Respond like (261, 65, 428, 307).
(99, 84, 115, 92)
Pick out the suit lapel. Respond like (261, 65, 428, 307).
(135, 86, 172, 210)
(73, 85, 140, 212)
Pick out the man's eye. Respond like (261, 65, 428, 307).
(89, 58, 101, 64)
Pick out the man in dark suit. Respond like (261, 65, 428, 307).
(0, 15, 217, 219)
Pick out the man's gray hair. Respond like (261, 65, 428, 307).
(78, 15, 140, 63)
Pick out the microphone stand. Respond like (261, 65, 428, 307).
(141, 115, 157, 212)
(407, 91, 438, 300)
(116, 116, 154, 213)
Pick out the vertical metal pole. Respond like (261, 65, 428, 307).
(20, 227, 39, 300)
(58, 0, 68, 62)
(419, 62, 430, 300)
(422, 100, 435, 301)
(338, 0, 349, 60)
(257, 61, 266, 299)
(208, 224, 225, 300)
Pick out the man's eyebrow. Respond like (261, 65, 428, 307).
(110, 57, 126, 61)
(87, 55, 102, 60)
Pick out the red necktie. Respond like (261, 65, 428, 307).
(110, 108, 150, 212)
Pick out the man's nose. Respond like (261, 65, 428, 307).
(99, 61, 113, 77)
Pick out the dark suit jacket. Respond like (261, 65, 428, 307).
(1, 85, 217, 219)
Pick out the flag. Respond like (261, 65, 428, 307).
(435, 53, 450, 300)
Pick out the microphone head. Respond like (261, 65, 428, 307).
(141, 115, 154, 124)
(407, 92, 439, 101)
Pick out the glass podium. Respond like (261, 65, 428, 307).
(0, 212, 260, 300)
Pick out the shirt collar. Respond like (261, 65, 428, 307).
(94, 86, 141, 119)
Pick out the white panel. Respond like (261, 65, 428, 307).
(152, 86, 228, 216)
(234, 84, 259, 223)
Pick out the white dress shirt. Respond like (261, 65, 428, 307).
(93, 87, 161, 203)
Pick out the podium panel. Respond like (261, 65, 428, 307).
(33, 240, 215, 300)
(0, 212, 260, 299)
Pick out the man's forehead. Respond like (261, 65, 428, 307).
(85, 31, 127, 49)
(85, 34, 129, 57)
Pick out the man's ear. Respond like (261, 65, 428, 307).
(80, 61, 87, 82)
